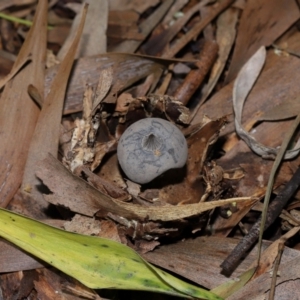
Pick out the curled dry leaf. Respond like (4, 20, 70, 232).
(233, 46, 300, 159)
(36, 154, 253, 223)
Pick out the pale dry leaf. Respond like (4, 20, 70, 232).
(161, 0, 189, 25)
(0, 0, 47, 207)
(227, 255, 300, 300)
(198, 8, 238, 104)
(111, 0, 173, 53)
(77, 0, 108, 57)
(21, 4, 89, 205)
(92, 67, 113, 112)
(109, 0, 160, 14)
(251, 226, 300, 279)
(226, 0, 300, 82)
(257, 98, 300, 122)
(233, 46, 300, 159)
(0, 0, 35, 10)
(36, 154, 254, 222)
(57, 1, 107, 60)
(64, 214, 102, 235)
(0, 55, 31, 90)
(144, 0, 212, 56)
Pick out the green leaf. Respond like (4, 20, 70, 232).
(0, 208, 222, 300)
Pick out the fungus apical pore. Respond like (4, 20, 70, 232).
(117, 118, 188, 184)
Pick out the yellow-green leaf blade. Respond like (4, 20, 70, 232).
(0, 208, 222, 300)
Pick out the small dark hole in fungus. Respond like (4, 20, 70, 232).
(142, 133, 162, 151)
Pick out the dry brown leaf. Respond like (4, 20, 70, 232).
(0, 239, 45, 273)
(227, 254, 300, 300)
(226, 0, 300, 82)
(191, 7, 238, 117)
(92, 67, 113, 112)
(57, 1, 107, 60)
(251, 226, 300, 279)
(36, 154, 253, 222)
(109, 0, 160, 14)
(0, 0, 47, 207)
(111, 0, 173, 53)
(108, 10, 143, 41)
(64, 214, 102, 236)
(143, 0, 212, 56)
(256, 98, 300, 122)
(0, 0, 36, 12)
(45, 53, 188, 113)
(158, 118, 227, 205)
(97, 153, 127, 189)
(162, 0, 234, 58)
(81, 166, 130, 201)
(142, 236, 300, 290)
(233, 46, 300, 159)
(21, 4, 88, 210)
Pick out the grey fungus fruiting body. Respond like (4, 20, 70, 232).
(117, 118, 188, 184)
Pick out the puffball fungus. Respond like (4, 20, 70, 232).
(117, 118, 188, 184)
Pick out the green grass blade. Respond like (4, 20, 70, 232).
(0, 208, 222, 300)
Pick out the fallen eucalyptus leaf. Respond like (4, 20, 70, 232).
(0, 208, 222, 300)
(233, 46, 300, 159)
(256, 98, 300, 122)
(36, 154, 253, 222)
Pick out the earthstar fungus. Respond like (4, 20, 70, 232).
(117, 118, 188, 184)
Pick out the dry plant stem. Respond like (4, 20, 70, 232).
(173, 40, 218, 105)
(268, 242, 284, 300)
(220, 166, 300, 274)
(162, 0, 234, 58)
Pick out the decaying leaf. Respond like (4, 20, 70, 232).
(190, 7, 238, 119)
(226, 0, 300, 82)
(256, 98, 300, 122)
(143, 0, 213, 56)
(36, 154, 253, 223)
(21, 4, 88, 209)
(233, 46, 300, 159)
(0, 0, 47, 208)
(111, 0, 174, 53)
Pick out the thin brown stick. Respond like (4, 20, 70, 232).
(220, 166, 300, 274)
(173, 40, 218, 105)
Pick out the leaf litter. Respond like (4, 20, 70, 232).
(1, 1, 300, 299)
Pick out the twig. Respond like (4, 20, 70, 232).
(268, 242, 284, 300)
(220, 166, 300, 274)
(174, 40, 218, 105)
